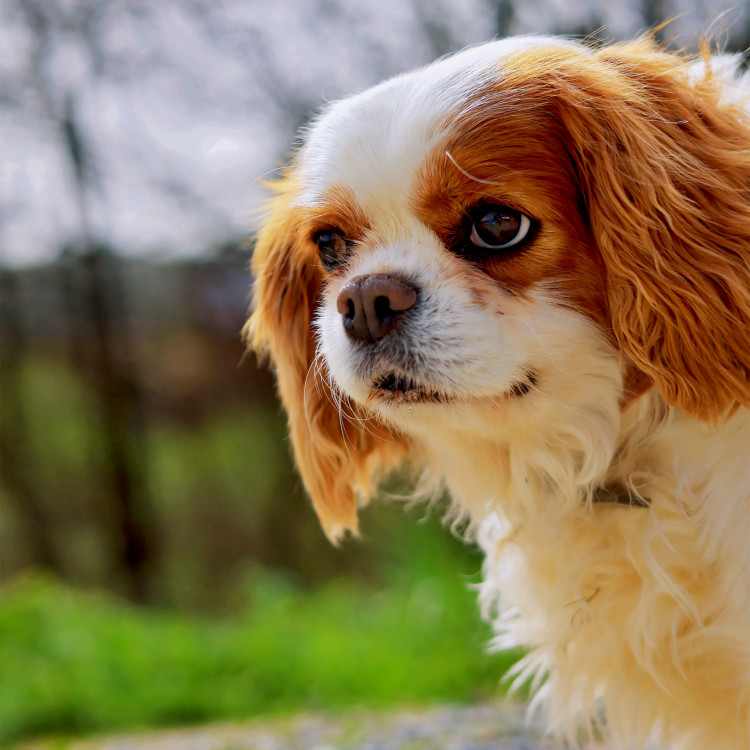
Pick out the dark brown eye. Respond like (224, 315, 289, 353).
(469, 204, 531, 250)
(314, 228, 348, 270)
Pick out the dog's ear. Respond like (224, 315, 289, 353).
(244, 176, 404, 541)
(545, 40, 750, 420)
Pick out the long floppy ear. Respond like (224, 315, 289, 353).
(536, 40, 750, 419)
(244, 175, 405, 541)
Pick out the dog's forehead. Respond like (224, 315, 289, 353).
(295, 36, 579, 211)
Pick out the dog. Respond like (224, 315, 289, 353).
(246, 36, 750, 749)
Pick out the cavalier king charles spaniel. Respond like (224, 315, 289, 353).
(246, 36, 750, 750)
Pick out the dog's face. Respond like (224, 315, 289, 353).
(247, 37, 750, 539)
(310, 40, 612, 444)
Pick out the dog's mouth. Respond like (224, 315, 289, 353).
(508, 370, 537, 397)
(368, 370, 537, 405)
(369, 372, 451, 405)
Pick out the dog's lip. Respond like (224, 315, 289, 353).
(508, 370, 537, 397)
(369, 372, 451, 404)
(367, 369, 537, 405)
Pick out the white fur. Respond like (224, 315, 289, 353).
(303, 39, 750, 750)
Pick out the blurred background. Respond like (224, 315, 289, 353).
(1, 0, 748, 744)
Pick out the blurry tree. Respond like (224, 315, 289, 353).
(2, 1, 157, 600)
(0, 273, 58, 570)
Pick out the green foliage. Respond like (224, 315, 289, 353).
(0, 573, 519, 745)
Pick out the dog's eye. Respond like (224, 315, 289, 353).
(469, 204, 531, 250)
(314, 228, 348, 270)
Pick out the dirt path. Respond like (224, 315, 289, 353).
(47, 702, 559, 750)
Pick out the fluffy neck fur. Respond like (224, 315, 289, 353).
(416, 392, 750, 748)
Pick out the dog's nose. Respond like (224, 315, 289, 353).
(336, 274, 417, 342)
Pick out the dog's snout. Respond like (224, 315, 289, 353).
(336, 274, 417, 342)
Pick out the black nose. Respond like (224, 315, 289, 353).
(336, 274, 417, 342)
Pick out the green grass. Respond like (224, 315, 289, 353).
(0, 571, 519, 745)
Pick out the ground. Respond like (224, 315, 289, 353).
(21, 702, 557, 750)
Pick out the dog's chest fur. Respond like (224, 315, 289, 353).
(450, 395, 750, 748)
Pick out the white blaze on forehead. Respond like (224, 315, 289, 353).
(296, 36, 581, 210)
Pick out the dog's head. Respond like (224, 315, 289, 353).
(246, 37, 750, 540)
